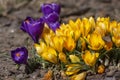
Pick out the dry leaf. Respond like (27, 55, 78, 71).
(42, 70, 53, 80)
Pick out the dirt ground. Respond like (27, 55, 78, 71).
(0, 0, 120, 80)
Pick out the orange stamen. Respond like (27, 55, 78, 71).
(25, 19, 29, 23)
(16, 53, 21, 57)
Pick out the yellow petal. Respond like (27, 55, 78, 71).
(42, 70, 53, 80)
(69, 55, 80, 63)
(59, 52, 67, 63)
(52, 36, 64, 52)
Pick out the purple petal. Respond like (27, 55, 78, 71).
(25, 16, 34, 23)
(41, 3, 61, 16)
(47, 21, 60, 32)
(41, 3, 53, 16)
(52, 3, 61, 14)
(45, 12, 59, 23)
(28, 20, 44, 43)
(20, 17, 34, 32)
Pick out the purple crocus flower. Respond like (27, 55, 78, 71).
(20, 17, 44, 43)
(11, 47, 28, 64)
(44, 12, 60, 31)
(41, 3, 61, 16)
(41, 3, 61, 31)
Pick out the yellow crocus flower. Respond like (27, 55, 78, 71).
(80, 18, 92, 37)
(95, 17, 110, 36)
(65, 64, 81, 76)
(82, 50, 99, 66)
(111, 23, 120, 47)
(75, 18, 81, 30)
(58, 52, 67, 63)
(41, 24, 54, 46)
(112, 37, 120, 47)
(65, 25, 74, 37)
(51, 36, 65, 52)
(41, 47, 58, 64)
(34, 41, 47, 55)
(71, 72, 86, 80)
(69, 20, 81, 41)
(64, 37, 76, 51)
(89, 17, 95, 28)
(69, 55, 80, 63)
(109, 21, 118, 33)
(87, 33, 105, 50)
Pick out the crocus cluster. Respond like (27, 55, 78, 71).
(34, 17, 120, 79)
(10, 2, 120, 80)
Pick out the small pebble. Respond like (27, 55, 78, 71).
(19, 65, 25, 71)
(99, 0, 112, 3)
(104, 77, 116, 80)
(16, 74, 24, 79)
(104, 59, 109, 66)
(106, 70, 116, 77)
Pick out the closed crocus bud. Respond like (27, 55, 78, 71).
(11, 47, 28, 64)
(41, 3, 60, 16)
(59, 52, 67, 64)
(20, 17, 44, 43)
(64, 37, 76, 51)
(52, 36, 64, 52)
(44, 12, 60, 31)
(82, 50, 99, 66)
(111, 25, 120, 47)
(80, 18, 92, 37)
(41, 3, 61, 32)
(69, 55, 80, 63)
(65, 64, 81, 76)
(71, 72, 87, 80)
(68, 20, 81, 41)
(41, 47, 58, 64)
(34, 41, 47, 55)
